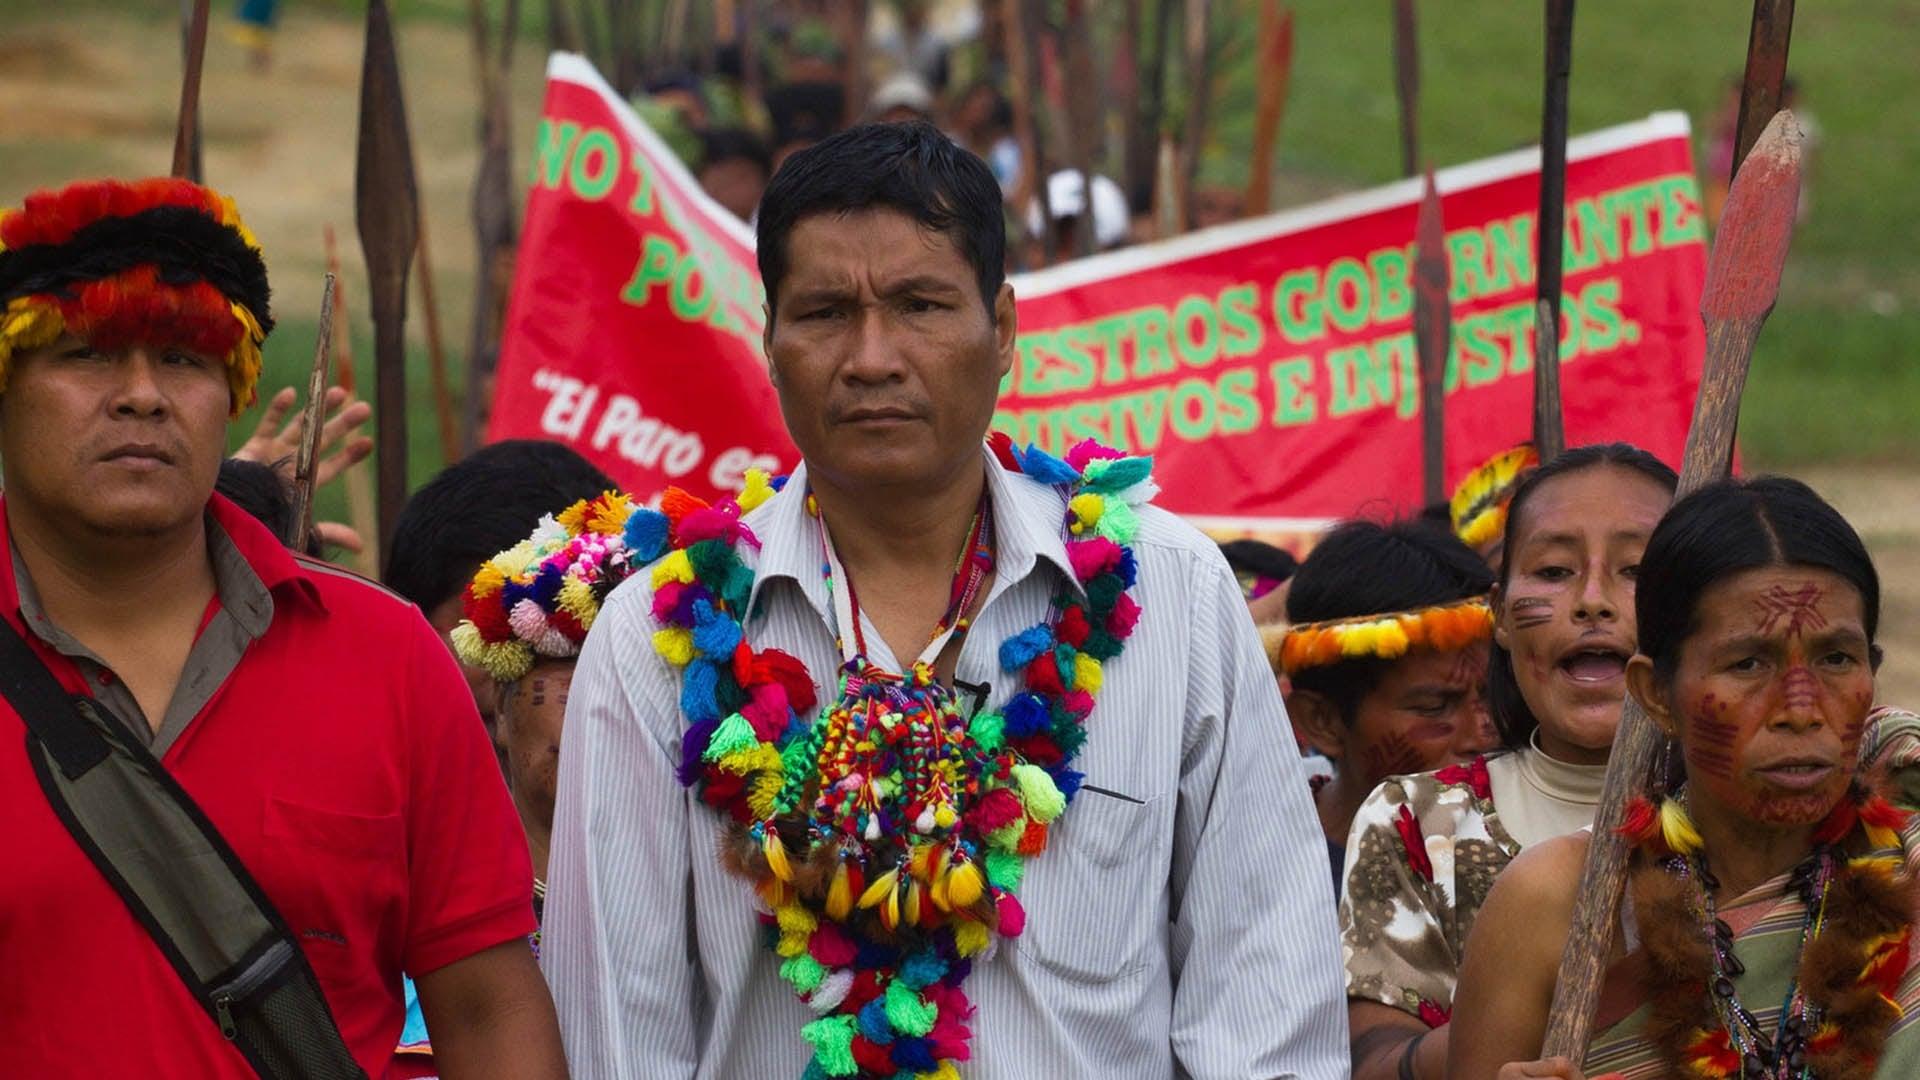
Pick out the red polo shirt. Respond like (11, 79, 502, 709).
(0, 495, 535, 1077)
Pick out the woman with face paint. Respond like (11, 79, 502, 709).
(1451, 476, 1920, 1080)
(1340, 444, 1679, 1080)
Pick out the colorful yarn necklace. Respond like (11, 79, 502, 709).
(627, 439, 1154, 1079)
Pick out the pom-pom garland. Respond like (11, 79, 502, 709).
(638, 439, 1152, 1078)
(1278, 596, 1493, 676)
(0, 178, 272, 415)
(451, 492, 642, 682)
(1449, 443, 1539, 549)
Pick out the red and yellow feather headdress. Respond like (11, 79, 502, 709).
(0, 178, 273, 416)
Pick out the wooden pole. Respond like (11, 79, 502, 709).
(467, 0, 520, 454)
(1413, 170, 1450, 505)
(1533, 0, 1574, 460)
(1113, 0, 1143, 201)
(354, 0, 422, 558)
(1538, 110, 1804, 1061)
(1176, 0, 1212, 230)
(1001, 0, 1050, 266)
(843, 0, 871, 127)
(1391, 0, 1419, 178)
(323, 227, 381, 576)
(414, 216, 460, 465)
(1732, 0, 1795, 179)
(1243, 1, 1294, 216)
(739, 0, 761, 114)
(1063, 0, 1100, 258)
(172, 0, 210, 180)
(1128, 0, 1178, 215)
(287, 275, 336, 552)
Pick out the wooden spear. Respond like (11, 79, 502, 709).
(1532, 0, 1574, 460)
(1732, 0, 1795, 180)
(842, 0, 871, 128)
(1128, 0, 1178, 217)
(1538, 110, 1804, 1061)
(1001, 0, 1051, 266)
(172, 0, 210, 180)
(1176, 0, 1212, 231)
(1390, 0, 1419, 178)
(1243, 1, 1295, 217)
(466, 0, 520, 454)
(1062, 0, 1100, 258)
(287, 274, 336, 552)
(1413, 169, 1451, 506)
(354, 0, 422, 556)
(414, 216, 459, 465)
(323, 226, 381, 576)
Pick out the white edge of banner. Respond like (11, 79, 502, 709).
(1010, 110, 1695, 300)
(1184, 514, 1339, 536)
(545, 51, 761, 253)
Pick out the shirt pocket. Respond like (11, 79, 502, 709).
(259, 795, 407, 980)
(1017, 785, 1164, 983)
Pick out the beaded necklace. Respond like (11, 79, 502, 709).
(1622, 789, 1914, 1080)
(630, 440, 1155, 1079)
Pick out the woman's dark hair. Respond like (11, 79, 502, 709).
(1636, 475, 1879, 680)
(757, 120, 1005, 320)
(1218, 538, 1297, 586)
(1488, 443, 1679, 749)
(384, 440, 615, 611)
(1286, 519, 1494, 725)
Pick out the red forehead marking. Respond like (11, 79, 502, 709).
(1753, 584, 1827, 637)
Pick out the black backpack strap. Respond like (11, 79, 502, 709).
(0, 617, 367, 1080)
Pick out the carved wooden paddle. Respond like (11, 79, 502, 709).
(1538, 109, 1804, 1061)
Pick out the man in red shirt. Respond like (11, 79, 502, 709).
(0, 178, 568, 1078)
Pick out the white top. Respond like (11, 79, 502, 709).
(1484, 737, 1609, 849)
(541, 450, 1350, 1078)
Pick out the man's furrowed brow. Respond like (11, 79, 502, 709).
(879, 275, 969, 298)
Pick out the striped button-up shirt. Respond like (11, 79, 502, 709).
(542, 451, 1349, 1078)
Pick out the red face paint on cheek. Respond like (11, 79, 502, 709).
(1360, 730, 1427, 786)
(1685, 693, 1739, 781)
(1509, 596, 1554, 630)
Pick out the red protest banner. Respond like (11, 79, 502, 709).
(999, 113, 1707, 533)
(488, 54, 797, 502)
(492, 56, 1705, 533)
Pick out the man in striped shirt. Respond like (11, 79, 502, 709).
(543, 121, 1348, 1078)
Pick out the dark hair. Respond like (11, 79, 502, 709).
(383, 440, 615, 611)
(216, 458, 318, 556)
(1487, 443, 1679, 748)
(765, 82, 843, 146)
(701, 127, 771, 178)
(1218, 538, 1297, 584)
(1637, 475, 1879, 680)
(1286, 519, 1495, 724)
(756, 121, 1005, 320)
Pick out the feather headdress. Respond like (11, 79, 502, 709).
(1449, 444, 1540, 549)
(0, 178, 272, 415)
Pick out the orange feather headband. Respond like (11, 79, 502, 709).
(1279, 596, 1494, 676)
(0, 178, 272, 416)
